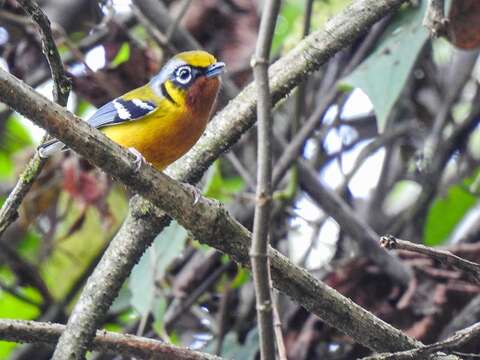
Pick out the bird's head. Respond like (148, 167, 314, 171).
(150, 50, 225, 114)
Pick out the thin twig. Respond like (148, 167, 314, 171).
(0, 278, 43, 307)
(16, 0, 71, 104)
(381, 235, 480, 283)
(226, 152, 257, 191)
(362, 322, 480, 360)
(166, 0, 194, 41)
(0, 0, 71, 240)
(130, 4, 177, 56)
(272, 293, 288, 360)
(0, 319, 221, 360)
(164, 262, 232, 329)
(279, 0, 314, 193)
(290, 0, 314, 141)
(250, 0, 281, 358)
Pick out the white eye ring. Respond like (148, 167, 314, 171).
(175, 66, 192, 85)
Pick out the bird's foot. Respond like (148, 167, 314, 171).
(185, 183, 202, 206)
(128, 147, 145, 172)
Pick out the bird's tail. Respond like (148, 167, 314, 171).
(37, 139, 66, 158)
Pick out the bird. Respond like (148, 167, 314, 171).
(38, 50, 225, 171)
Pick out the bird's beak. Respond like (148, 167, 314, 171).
(205, 62, 226, 78)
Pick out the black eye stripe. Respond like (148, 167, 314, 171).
(171, 65, 207, 87)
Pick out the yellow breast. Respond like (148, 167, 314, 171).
(101, 77, 220, 170)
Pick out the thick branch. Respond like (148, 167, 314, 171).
(381, 235, 480, 283)
(250, 0, 281, 358)
(0, 319, 220, 360)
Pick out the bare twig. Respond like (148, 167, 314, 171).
(423, 0, 448, 37)
(130, 4, 177, 55)
(226, 152, 257, 191)
(290, 0, 314, 144)
(381, 235, 480, 283)
(16, 0, 71, 104)
(0, 0, 71, 240)
(363, 322, 480, 360)
(0, 319, 221, 360)
(0, 278, 42, 307)
(250, 0, 281, 358)
(272, 293, 288, 360)
(272, 84, 339, 188)
(164, 262, 232, 329)
(166, 0, 194, 41)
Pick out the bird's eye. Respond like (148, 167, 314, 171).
(175, 66, 192, 85)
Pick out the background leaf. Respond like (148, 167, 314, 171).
(424, 179, 477, 246)
(129, 221, 188, 316)
(341, 2, 429, 132)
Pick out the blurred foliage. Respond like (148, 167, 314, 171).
(0, 115, 32, 179)
(129, 221, 187, 318)
(342, 1, 429, 132)
(41, 188, 127, 299)
(424, 175, 477, 246)
(203, 160, 245, 203)
(273, 0, 350, 54)
(109, 42, 131, 69)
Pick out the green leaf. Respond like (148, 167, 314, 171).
(152, 297, 168, 335)
(110, 42, 130, 68)
(231, 268, 250, 289)
(129, 221, 187, 316)
(75, 100, 94, 117)
(424, 180, 477, 246)
(341, 2, 429, 132)
(271, 1, 303, 55)
(275, 0, 351, 54)
(0, 152, 12, 179)
(203, 160, 245, 203)
(17, 230, 41, 263)
(41, 189, 128, 299)
(0, 286, 41, 358)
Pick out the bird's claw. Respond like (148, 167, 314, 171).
(185, 183, 201, 206)
(128, 147, 145, 172)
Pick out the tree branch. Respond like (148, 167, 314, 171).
(362, 322, 480, 360)
(250, 0, 281, 358)
(423, 0, 448, 37)
(16, 0, 71, 104)
(381, 235, 480, 283)
(0, 319, 221, 360)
